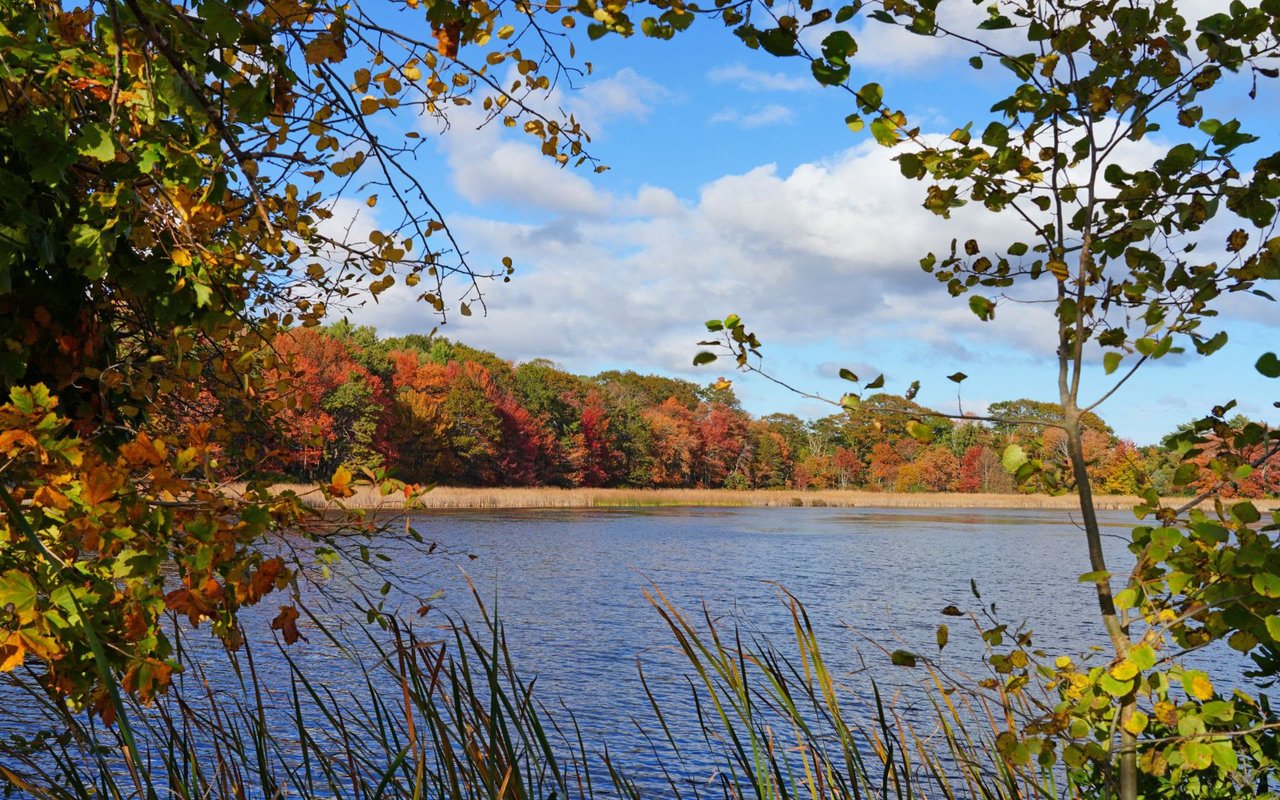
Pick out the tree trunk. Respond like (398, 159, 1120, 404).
(1064, 412, 1136, 800)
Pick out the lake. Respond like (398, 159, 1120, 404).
(1, 506, 1244, 796)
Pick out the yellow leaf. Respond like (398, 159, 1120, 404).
(403, 64, 422, 81)
(172, 248, 192, 267)
(1123, 710, 1149, 735)
(1189, 673, 1214, 700)
(360, 95, 379, 115)
(328, 465, 354, 498)
(0, 639, 24, 672)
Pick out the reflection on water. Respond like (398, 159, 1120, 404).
(0, 506, 1247, 795)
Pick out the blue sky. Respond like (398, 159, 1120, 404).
(342, 0, 1280, 445)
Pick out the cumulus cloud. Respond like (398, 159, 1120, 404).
(565, 67, 670, 131)
(349, 135, 1062, 376)
(709, 104, 795, 128)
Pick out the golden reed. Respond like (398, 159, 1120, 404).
(262, 484, 1280, 513)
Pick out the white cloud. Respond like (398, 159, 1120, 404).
(569, 67, 669, 128)
(707, 63, 813, 92)
(439, 106, 611, 216)
(709, 104, 795, 128)
(350, 138, 1049, 374)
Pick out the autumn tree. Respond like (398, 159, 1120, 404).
(0, 0, 608, 713)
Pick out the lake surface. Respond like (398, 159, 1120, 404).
(1, 506, 1246, 796)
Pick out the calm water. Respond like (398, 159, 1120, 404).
(1, 506, 1246, 795)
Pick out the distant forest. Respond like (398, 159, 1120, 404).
(213, 323, 1277, 497)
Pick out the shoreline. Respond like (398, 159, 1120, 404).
(273, 485, 1280, 513)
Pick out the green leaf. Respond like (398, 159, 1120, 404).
(1103, 351, 1122, 375)
(1078, 570, 1110, 583)
(865, 374, 884, 389)
(1129, 643, 1156, 671)
(692, 351, 717, 366)
(1257, 352, 1280, 378)
(1180, 741, 1213, 771)
(1253, 573, 1280, 598)
(1173, 462, 1199, 486)
(906, 420, 934, 443)
(981, 121, 1009, 147)
(1265, 615, 1280, 642)
(1233, 501, 1261, 524)
(968, 295, 995, 321)
(838, 368, 858, 382)
(890, 649, 918, 667)
(1114, 587, 1138, 609)
(76, 123, 116, 162)
(705, 319, 724, 331)
(1099, 672, 1134, 697)
(946, 372, 967, 383)
(936, 623, 949, 651)
(0, 570, 37, 617)
(1002, 444, 1027, 473)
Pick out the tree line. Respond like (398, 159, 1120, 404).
(240, 323, 1279, 498)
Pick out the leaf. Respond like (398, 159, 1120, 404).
(968, 295, 995, 321)
(1002, 444, 1027, 473)
(76, 124, 117, 165)
(1099, 672, 1134, 697)
(1185, 670, 1214, 700)
(0, 638, 24, 672)
(1173, 462, 1199, 486)
(271, 605, 303, 645)
(865, 374, 884, 389)
(941, 604, 963, 616)
(1123, 710, 1148, 735)
(936, 624, 949, 651)
(890, 649, 918, 667)
(0, 572, 37, 620)
(1252, 572, 1280, 598)
(1103, 351, 1122, 375)
(838, 368, 858, 382)
(1180, 741, 1213, 771)
(1233, 501, 1261, 524)
(1257, 352, 1280, 378)
(905, 420, 934, 443)
(1129, 644, 1156, 671)
(1266, 615, 1280, 642)
(328, 465, 355, 498)
(946, 372, 967, 383)
(693, 351, 718, 366)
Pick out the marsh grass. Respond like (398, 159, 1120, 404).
(1, 581, 1068, 800)
(268, 484, 1254, 513)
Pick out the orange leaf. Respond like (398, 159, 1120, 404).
(271, 605, 303, 645)
(433, 21, 462, 58)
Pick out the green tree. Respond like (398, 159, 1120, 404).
(687, 1, 1280, 796)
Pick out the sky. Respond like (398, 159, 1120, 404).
(337, 0, 1280, 445)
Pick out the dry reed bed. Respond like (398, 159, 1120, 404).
(267, 484, 1280, 512)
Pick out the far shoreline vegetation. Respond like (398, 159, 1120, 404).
(247, 322, 1280, 502)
